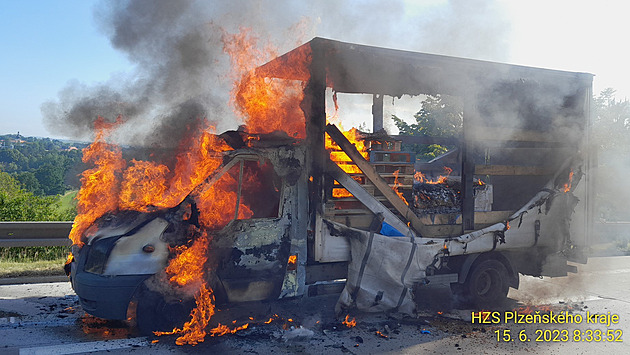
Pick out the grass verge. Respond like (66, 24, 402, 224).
(58, 190, 78, 212)
(0, 258, 66, 278)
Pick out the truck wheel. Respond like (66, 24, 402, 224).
(135, 285, 193, 335)
(463, 259, 509, 308)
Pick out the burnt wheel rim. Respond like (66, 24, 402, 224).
(474, 268, 500, 297)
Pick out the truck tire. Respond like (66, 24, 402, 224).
(135, 285, 194, 335)
(462, 259, 509, 308)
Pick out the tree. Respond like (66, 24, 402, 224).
(592, 88, 630, 153)
(0, 149, 27, 172)
(0, 171, 72, 221)
(392, 94, 463, 161)
(14, 171, 42, 195)
(590, 89, 630, 224)
(34, 163, 66, 195)
(0, 134, 85, 196)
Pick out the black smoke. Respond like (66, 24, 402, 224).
(41, 0, 511, 147)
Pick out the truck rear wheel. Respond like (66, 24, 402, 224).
(457, 259, 509, 308)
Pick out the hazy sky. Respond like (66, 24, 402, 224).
(0, 0, 130, 138)
(1, 0, 628, 138)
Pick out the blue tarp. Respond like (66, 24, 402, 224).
(379, 222, 404, 237)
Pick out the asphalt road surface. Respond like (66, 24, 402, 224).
(1, 256, 629, 354)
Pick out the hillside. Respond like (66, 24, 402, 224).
(0, 134, 88, 195)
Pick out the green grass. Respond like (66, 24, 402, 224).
(58, 190, 77, 209)
(56, 190, 78, 219)
(0, 258, 67, 278)
(0, 246, 69, 278)
(1, 246, 68, 262)
(0, 190, 76, 278)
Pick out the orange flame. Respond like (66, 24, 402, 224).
(154, 28, 311, 346)
(326, 126, 369, 199)
(325, 127, 369, 166)
(196, 169, 253, 229)
(81, 314, 130, 339)
(152, 233, 214, 345)
(223, 28, 308, 138)
(209, 323, 249, 336)
(342, 315, 356, 328)
(155, 283, 215, 346)
(393, 169, 408, 205)
(68, 120, 231, 246)
(122, 130, 231, 211)
(563, 170, 574, 193)
(68, 116, 125, 246)
(70, 119, 256, 346)
(158, 231, 253, 345)
(65, 252, 74, 266)
(166, 233, 209, 287)
(287, 254, 298, 271)
(414, 166, 453, 185)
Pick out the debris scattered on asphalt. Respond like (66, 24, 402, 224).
(282, 326, 314, 342)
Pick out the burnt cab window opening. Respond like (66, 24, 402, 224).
(233, 159, 281, 219)
(197, 157, 281, 227)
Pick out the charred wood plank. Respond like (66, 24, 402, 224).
(303, 40, 327, 249)
(474, 165, 554, 176)
(327, 159, 414, 237)
(325, 123, 434, 237)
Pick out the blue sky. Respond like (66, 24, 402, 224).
(0, 0, 130, 137)
(1, 0, 629, 139)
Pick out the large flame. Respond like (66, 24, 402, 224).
(68, 119, 245, 345)
(69, 116, 125, 246)
(223, 28, 308, 138)
(196, 170, 253, 228)
(166, 233, 209, 288)
(69, 121, 230, 246)
(155, 283, 215, 346)
(156, 230, 250, 345)
(155, 234, 219, 346)
(326, 127, 369, 198)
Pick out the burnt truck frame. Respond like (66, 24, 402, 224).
(69, 38, 594, 327)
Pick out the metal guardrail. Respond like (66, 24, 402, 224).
(0, 222, 73, 247)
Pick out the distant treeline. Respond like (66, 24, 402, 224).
(0, 134, 88, 196)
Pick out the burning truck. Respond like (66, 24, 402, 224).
(66, 38, 594, 340)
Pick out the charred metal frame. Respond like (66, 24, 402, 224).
(257, 38, 594, 281)
(259, 37, 594, 239)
